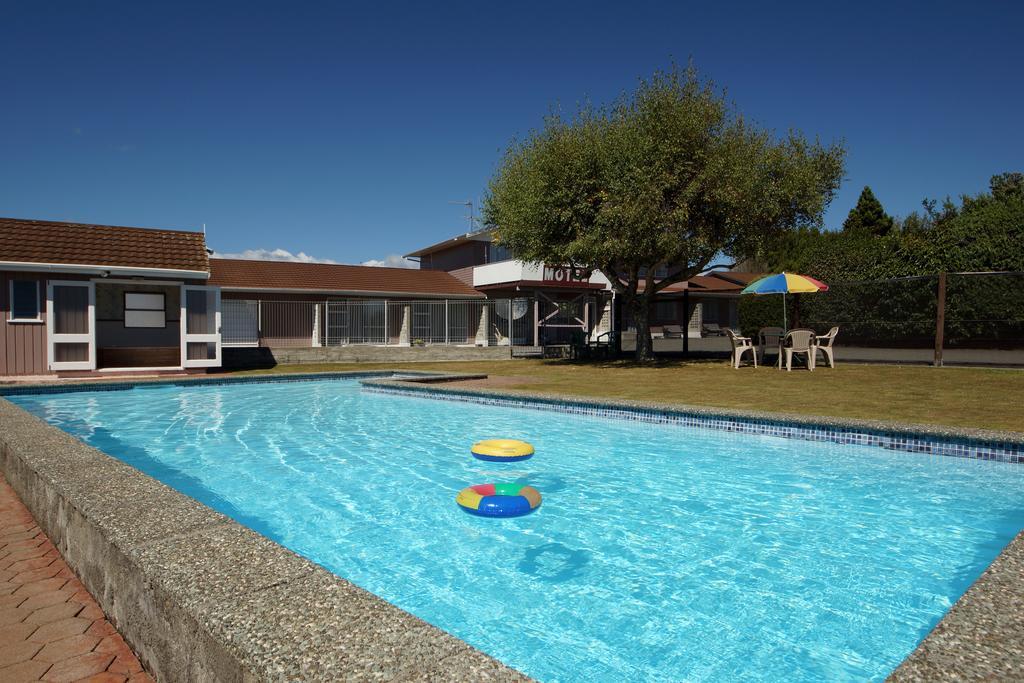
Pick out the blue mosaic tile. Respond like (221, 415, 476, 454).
(365, 384, 1024, 465)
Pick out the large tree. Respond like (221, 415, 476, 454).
(483, 66, 846, 360)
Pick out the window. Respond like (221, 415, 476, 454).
(488, 242, 513, 263)
(124, 292, 166, 328)
(638, 266, 670, 279)
(655, 300, 677, 320)
(8, 280, 41, 322)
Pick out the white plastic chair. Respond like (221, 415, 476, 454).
(814, 326, 839, 368)
(725, 329, 757, 369)
(779, 329, 815, 371)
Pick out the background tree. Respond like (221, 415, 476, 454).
(484, 66, 845, 360)
(842, 186, 894, 236)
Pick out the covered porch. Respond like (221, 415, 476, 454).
(46, 279, 221, 373)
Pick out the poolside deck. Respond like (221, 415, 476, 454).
(0, 475, 151, 682)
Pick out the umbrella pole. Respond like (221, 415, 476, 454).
(782, 294, 787, 331)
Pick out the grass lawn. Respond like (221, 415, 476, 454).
(224, 359, 1024, 432)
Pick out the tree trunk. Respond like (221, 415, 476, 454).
(628, 294, 656, 361)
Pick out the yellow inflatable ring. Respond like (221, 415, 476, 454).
(471, 439, 535, 462)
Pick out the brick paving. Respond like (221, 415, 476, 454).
(0, 475, 152, 682)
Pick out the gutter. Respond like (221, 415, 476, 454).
(0, 261, 209, 280)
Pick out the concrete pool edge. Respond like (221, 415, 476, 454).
(888, 527, 1024, 681)
(0, 388, 530, 681)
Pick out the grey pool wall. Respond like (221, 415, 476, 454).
(2, 370, 1024, 681)
(0, 372, 527, 682)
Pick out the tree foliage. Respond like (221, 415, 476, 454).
(842, 186, 894, 236)
(484, 65, 845, 359)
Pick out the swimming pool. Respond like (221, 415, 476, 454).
(8, 378, 1024, 682)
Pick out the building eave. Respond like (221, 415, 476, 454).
(475, 280, 607, 292)
(218, 286, 485, 299)
(0, 261, 209, 279)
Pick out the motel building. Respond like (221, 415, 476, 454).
(1, 217, 757, 377)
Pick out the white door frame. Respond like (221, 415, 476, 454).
(47, 280, 96, 371)
(180, 285, 222, 368)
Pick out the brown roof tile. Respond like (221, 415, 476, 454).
(634, 272, 764, 294)
(0, 217, 209, 273)
(208, 258, 483, 297)
(704, 271, 763, 287)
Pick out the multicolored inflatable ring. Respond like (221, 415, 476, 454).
(456, 483, 542, 518)
(470, 439, 535, 462)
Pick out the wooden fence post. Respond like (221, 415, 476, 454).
(683, 289, 690, 355)
(934, 272, 946, 367)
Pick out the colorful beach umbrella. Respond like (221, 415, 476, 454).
(741, 272, 828, 330)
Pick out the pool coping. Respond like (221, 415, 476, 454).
(2, 369, 1023, 680)
(0, 371, 530, 682)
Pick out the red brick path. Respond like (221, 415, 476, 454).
(0, 475, 153, 682)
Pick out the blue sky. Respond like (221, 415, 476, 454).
(1, 1, 1021, 266)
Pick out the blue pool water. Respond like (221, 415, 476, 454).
(9, 379, 1024, 682)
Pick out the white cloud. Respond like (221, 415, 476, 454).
(212, 248, 337, 264)
(213, 248, 418, 269)
(360, 254, 418, 269)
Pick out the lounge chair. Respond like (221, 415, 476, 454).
(649, 326, 665, 339)
(779, 329, 815, 371)
(491, 324, 511, 346)
(663, 324, 684, 338)
(814, 326, 839, 368)
(702, 323, 724, 337)
(725, 329, 757, 369)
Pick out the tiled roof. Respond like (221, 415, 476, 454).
(209, 258, 484, 297)
(0, 217, 209, 273)
(704, 271, 762, 287)
(635, 272, 764, 294)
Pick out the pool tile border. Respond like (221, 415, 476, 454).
(361, 378, 1024, 464)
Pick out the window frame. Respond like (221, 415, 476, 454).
(123, 291, 167, 329)
(7, 279, 42, 323)
(488, 242, 514, 263)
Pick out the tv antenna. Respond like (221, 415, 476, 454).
(448, 200, 477, 233)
